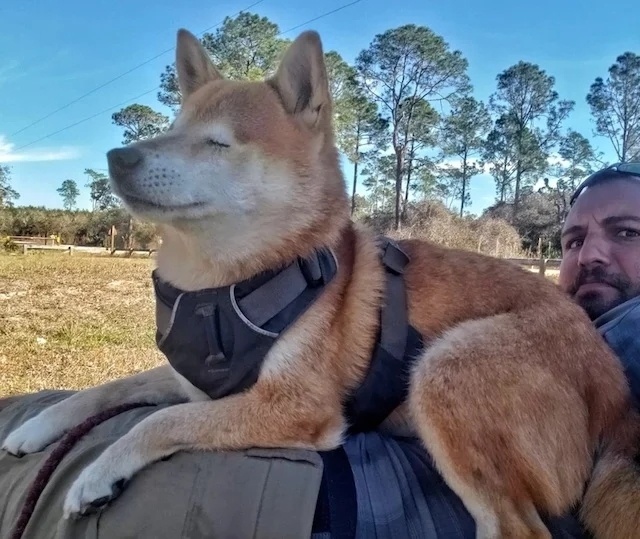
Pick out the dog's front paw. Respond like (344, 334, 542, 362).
(63, 457, 130, 519)
(2, 413, 65, 456)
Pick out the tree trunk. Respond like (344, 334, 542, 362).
(513, 161, 521, 220)
(350, 126, 361, 216)
(394, 149, 403, 230)
(128, 217, 134, 250)
(459, 152, 468, 218)
(402, 139, 415, 221)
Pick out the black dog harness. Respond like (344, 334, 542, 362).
(153, 238, 423, 431)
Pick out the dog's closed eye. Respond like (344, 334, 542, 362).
(206, 139, 230, 149)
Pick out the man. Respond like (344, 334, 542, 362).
(559, 161, 640, 403)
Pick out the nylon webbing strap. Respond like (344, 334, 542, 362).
(237, 261, 310, 328)
(377, 240, 410, 359)
(154, 249, 336, 339)
(344, 237, 423, 432)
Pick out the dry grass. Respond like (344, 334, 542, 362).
(0, 252, 164, 396)
(0, 250, 560, 397)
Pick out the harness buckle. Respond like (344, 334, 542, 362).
(299, 249, 329, 287)
(380, 239, 410, 275)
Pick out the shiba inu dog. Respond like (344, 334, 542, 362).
(3, 28, 640, 539)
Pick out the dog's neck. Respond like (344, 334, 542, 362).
(154, 218, 350, 292)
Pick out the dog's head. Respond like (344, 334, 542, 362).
(106, 29, 349, 285)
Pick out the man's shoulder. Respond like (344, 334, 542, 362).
(594, 296, 640, 404)
(595, 296, 640, 338)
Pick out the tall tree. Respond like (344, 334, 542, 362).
(398, 97, 439, 219)
(322, 52, 379, 215)
(539, 130, 601, 223)
(356, 24, 469, 229)
(56, 179, 80, 211)
(84, 169, 118, 211)
(489, 61, 574, 218)
(111, 105, 168, 248)
(411, 162, 439, 202)
(324, 51, 357, 105)
(158, 12, 289, 111)
(586, 52, 640, 162)
(111, 104, 170, 145)
(483, 114, 518, 204)
(337, 83, 389, 215)
(438, 96, 491, 216)
(361, 153, 396, 213)
(0, 165, 19, 208)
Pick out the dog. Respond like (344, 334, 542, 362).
(3, 28, 640, 538)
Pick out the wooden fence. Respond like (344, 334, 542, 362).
(8, 235, 60, 246)
(18, 244, 156, 258)
(504, 257, 560, 276)
(12, 232, 561, 275)
(17, 243, 560, 275)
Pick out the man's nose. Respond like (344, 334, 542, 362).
(578, 233, 611, 267)
(107, 147, 143, 175)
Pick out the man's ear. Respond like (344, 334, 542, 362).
(268, 31, 332, 130)
(175, 28, 223, 100)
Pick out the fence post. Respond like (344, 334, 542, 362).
(538, 237, 546, 276)
(22, 244, 28, 255)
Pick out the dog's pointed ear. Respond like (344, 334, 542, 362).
(176, 28, 223, 100)
(269, 31, 331, 130)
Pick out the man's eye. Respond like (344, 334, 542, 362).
(617, 229, 640, 238)
(567, 238, 583, 249)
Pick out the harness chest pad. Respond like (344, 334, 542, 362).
(153, 248, 338, 400)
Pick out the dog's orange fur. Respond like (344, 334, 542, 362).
(138, 30, 640, 537)
(146, 30, 640, 538)
(6, 28, 640, 535)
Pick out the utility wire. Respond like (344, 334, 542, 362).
(9, 0, 267, 138)
(13, 0, 363, 152)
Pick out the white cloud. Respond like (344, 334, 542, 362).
(0, 135, 81, 163)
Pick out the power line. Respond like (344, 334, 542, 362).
(14, 87, 159, 151)
(9, 0, 267, 138)
(13, 0, 363, 152)
(278, 0, 362, 34)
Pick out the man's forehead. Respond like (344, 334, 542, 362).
(565, 178, 640, 228)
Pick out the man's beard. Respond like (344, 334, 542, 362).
(567, 265, 640, 320)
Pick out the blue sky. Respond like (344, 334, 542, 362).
(1, 0, 638, 215)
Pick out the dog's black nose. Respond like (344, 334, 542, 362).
(107, 147, 143, 173)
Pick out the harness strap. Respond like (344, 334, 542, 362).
(236, 262, 310, 329)
(236, 250, 333, 329)
(378, 240, 410, 360)
(344, 237, 423, 433)
(155, 248, 337, 339)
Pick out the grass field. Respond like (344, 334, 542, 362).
(0, 250, 559, 397)
(0, 252, 164, 396)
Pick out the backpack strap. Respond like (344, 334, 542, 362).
(343, 237, 424, 432)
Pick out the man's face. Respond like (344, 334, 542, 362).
(559, 178, 640, 320)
